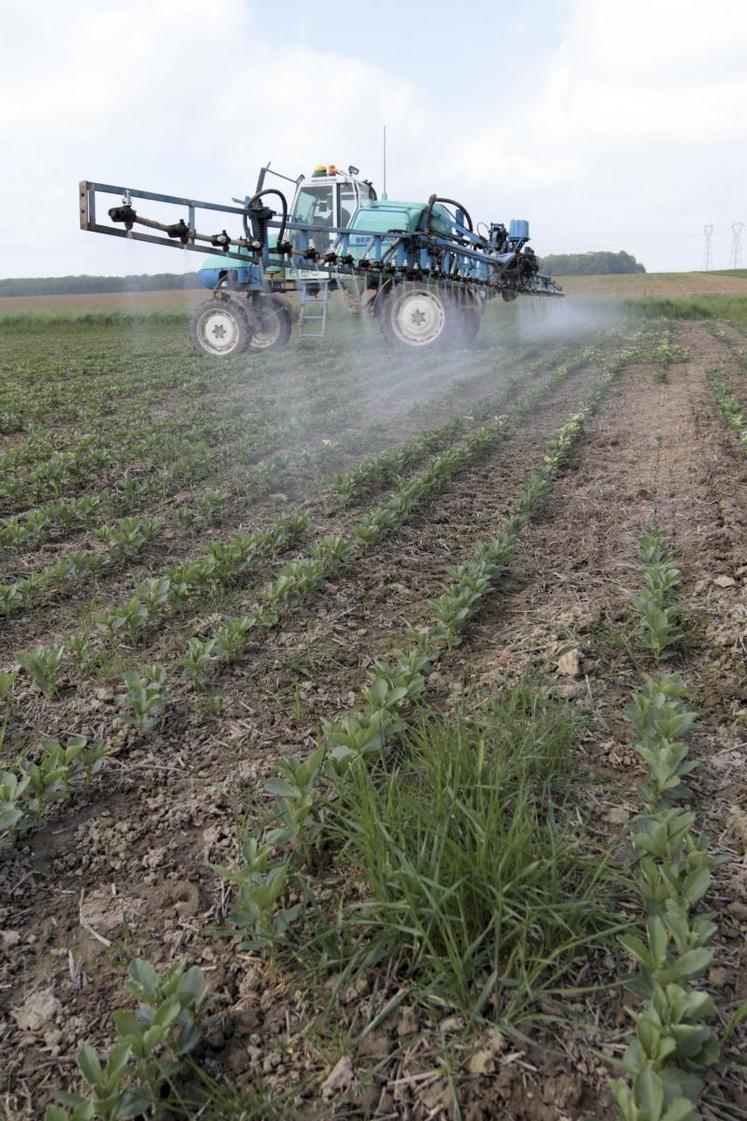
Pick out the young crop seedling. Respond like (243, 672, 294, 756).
(121, 665, 168, 734)
(20, 737, 109, 820)
(16, 643, 66, 697)
(182, 636, 219, 689)
(97, 515, 162, 562)
(606, 522, 742, 1121)
(45, 957, 206, 1121)
(1, 736, 107, 846)
(634, 525, 683, 659)
(215, 837, 302, 951)
(707, 369, 747, 454)
(0, 669, 16, 735)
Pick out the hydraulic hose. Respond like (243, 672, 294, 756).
(243, 188, 289, 251)
(422, 195, 474, 233)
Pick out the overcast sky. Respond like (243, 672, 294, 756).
(1, 0, 746, 277)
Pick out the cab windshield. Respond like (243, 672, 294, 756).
(293, 184, 334, 225)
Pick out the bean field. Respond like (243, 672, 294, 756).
(0, 295, 745, 1121)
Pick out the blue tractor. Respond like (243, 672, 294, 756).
(79, 161, 562, 355)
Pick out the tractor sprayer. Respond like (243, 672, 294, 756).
(79, 162, 563, 356)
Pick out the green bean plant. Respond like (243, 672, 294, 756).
(1, 736, 108, 846)
(96, 515, 162, 561)
(215, 837, 302, 951)
(16, 643, 66, 697)
(19, 737, 109, 820)
(633, 525, 682, 658)
(121, 665, 168, 734)
(707, 369, 747, 454)
(44, 958, 206, 1121)
(182, 637, 219, 689)
(608, 525, 747, 1121)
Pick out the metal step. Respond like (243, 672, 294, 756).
(299, 280, 330, 339)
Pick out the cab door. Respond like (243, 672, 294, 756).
(337, 182, 358, 230)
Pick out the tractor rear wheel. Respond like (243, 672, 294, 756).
(250, 295, 293, 350)
(379, 284, 450, 349)
(189, 298, 252, 357)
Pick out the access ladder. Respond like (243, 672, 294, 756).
(299, 279, 330, 339)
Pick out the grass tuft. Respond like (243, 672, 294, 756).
(319, 681, 624, 1019)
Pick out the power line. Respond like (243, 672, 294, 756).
(731, 222, 744, 270)
(702, 224, 714, 271)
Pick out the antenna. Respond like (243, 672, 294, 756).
(382, 125, 387, 199)
(731, 221, 744, 270)
(702, 224, 714, 271)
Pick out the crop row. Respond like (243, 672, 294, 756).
(3, 343, 598, 702)
(0, 516, 165, 618)
(0, 489, 241, 617)
(609, 527, 741, 1121)
(0, 331, 381, 514)
(0, 326, 271, 432)
(707, 369, 747, 454)
(0, 396, 374, 554)
(0, 331, 603, 554)
(1, 731, 108, 848)
(218, 372, 616, 950)
(177, 354, 597, 688)
(648, 329, 690, 368)
(332, 346, 600, 501)
(0, 434, 289, 553)
(9, 412, 510, 703)
(0, 413, 333, 556)
(9, 513, 306, 697)
(0, 406, 275, 519)
(6, 362, 580, 713)
(0, 395, 255, 477)
(709, 322, 747, 368)
(0, 311, 585, 444)
(41, 367, 616, 1120)
(0, 316, 488, 443)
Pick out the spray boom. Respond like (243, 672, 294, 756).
(79, 165, 562, 356)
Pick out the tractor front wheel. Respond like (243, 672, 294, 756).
(189, 298, 252, 357)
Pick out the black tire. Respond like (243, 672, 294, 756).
(189, 298, 252, 357)
(250, 295, 293, 351)
(378, 283, 451, 349)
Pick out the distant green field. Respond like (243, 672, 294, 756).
(2, 273, 747, 337)
(556, 270, 747, 297)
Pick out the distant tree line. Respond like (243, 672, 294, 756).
(0, 273, 201, 297)
(538, 251, 646, 275)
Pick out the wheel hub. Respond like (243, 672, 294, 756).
(392, 289, 445, 346)
(198, 308, 242, 354)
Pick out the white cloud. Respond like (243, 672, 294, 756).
(1, 0, 746, 276)
(437, 0, 747, 268)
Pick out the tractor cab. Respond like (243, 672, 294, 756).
(285, 164, 376, 279)
(197, 162, 376, 289)
(291, 166, 375, 240)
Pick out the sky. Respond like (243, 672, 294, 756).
(1, 0, 746, 277)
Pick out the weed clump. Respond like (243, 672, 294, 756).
(321, 685, 619, 1018)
